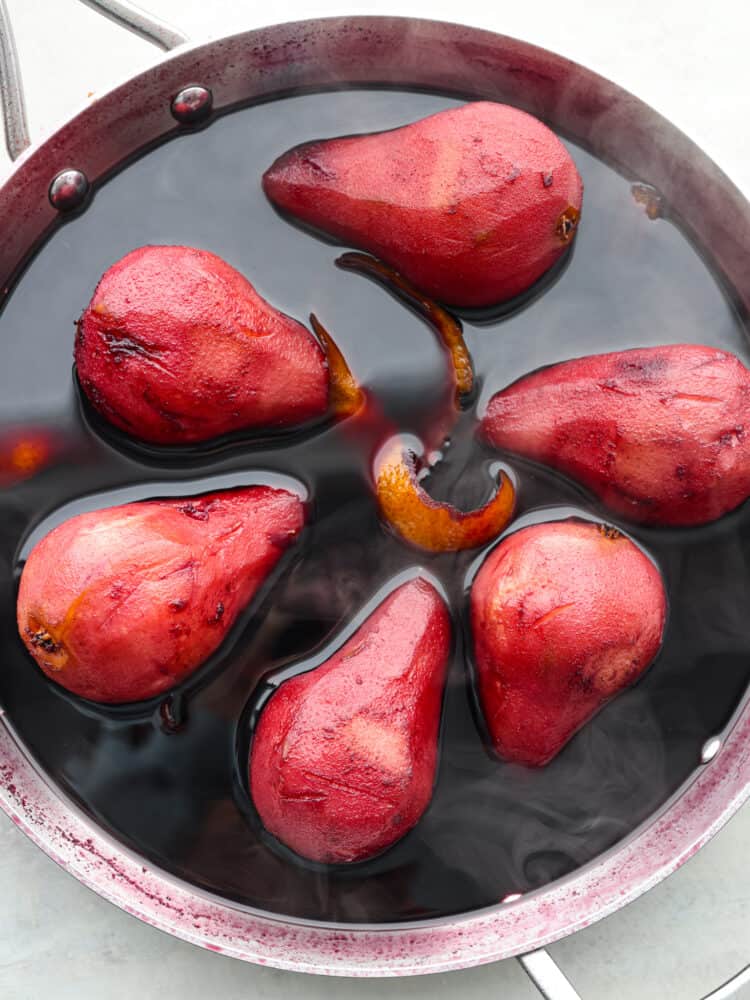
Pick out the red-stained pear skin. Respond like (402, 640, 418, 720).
(249, 578, 451, 863)
(17, 487, 305, 703)
(263, 102, 583, 308)
(471, 520, 667, 767)
(480, 344, 750, 526)
(76, 245, 329, 444)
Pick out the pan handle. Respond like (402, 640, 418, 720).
(78, 1, 188, 50)
(518, 949, 582, 999)
(0, 0, 29, 160)
(519, 949, 750, 998)
(0, 0, 187, 161)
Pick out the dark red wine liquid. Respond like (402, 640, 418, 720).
(0, 90, 748, 924)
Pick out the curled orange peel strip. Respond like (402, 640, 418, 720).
(314, 269, 511, 550)
(374, 437, 515, 552)
(335, 252, 474, 404)
(310, 313, 366, 419)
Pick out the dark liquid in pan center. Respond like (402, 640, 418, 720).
(0, 90, 749, 924)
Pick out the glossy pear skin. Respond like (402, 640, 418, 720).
(480, 344, 750, 526)
(263, 102, 583, 307)
(76, 245, 328, 444)
(249, 578, 451, 863)
(471, 520, 667, 767)
(17, 487, 305, 703)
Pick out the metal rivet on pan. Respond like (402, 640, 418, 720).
(700, 736, 721, 763)
(171, 85, 213, 124)
(501, 893, 522, 904)
(48, 169, 90, 212)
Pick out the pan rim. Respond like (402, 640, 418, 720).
(1, 704, 747, 974)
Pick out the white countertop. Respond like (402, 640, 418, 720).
(1, 1, 748, 997)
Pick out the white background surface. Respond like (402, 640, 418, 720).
(1, 1, 749, 997)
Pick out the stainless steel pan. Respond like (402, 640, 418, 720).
(0, 3, 748, 995)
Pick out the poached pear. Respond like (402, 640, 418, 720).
(249, 577, 451, 863)
(471, 520, 667, 766)
(263, 101, 583, 307)
(76, 245, 330, 444)
(17, 486, 305, 703)
(480, 344, 750, 526)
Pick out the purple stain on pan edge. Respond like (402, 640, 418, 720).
(0, 707, 748, 974)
